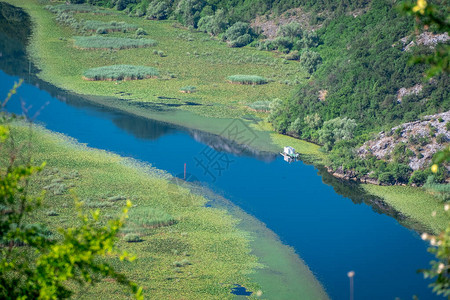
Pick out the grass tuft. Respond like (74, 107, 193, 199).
(227, 75, 268, 85)
(123, 233, 143, 243)
(83, 65, 159, 81)
(179, 86, 196, 93)
(129, 207, 177, 228)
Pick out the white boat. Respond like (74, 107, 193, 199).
(280, 146, 299, 159)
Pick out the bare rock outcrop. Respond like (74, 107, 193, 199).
(402, 32, 449, 51)
(358, 111, 450, 171)
(397, 84, 422, 103)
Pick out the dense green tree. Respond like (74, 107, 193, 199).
(197, 8, 228, 35)
(175, 0, 206, 27)
(222, 21, 253, 47)
(277, 21, 303, 39)
(318, 117, 357, 151)
(299, 49, 322, 73)
(147, 0, 170, 20)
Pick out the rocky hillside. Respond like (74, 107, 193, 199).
(359, 111, 450, 171)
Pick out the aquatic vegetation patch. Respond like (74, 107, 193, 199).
(73, 36, 157, 50)
(227, 75, 268, 85)
(83, 20, 137, 33)
(83, 65, 159, 81)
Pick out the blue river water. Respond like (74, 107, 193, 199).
(1, 69, 442, 299)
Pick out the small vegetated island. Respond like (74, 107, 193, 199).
(83, 65, 159, 81)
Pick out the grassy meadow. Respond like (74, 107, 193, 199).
(11, 0, 304, 122)
(73, 36, 157, 50)
(5, 123, 328, 299)
(362, 185, 448, 234)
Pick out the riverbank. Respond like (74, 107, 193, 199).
(7, 123, 328, 299)
(4, 0, 447, 236)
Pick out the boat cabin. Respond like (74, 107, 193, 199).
(284, 146, 296, 156)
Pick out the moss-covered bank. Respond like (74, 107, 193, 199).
(5, 123, 328, 299)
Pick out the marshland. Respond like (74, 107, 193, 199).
(0, 0, 448, 299)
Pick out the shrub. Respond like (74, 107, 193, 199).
(277, 22, 303, 39)
(124, 233, 142, 243)
(115, 0, 133, 11)
(429, 125, 437, 137)
(273, 36, 293, 50)
(378, 172, 394, 184)
(446, 122, 450, 131)
(297, 31, 319, 49)
(229, 34, 252, 47)
(74, 36, 157, 49)
(157, 50, 165, 57)
(299, 50, 322, 74)
(134, 9, 144, 17)
(227, 75, 267, 85)
(288, 117, 302, 135)
(197, 9, 228, 35)
(223, 22, 253, 47)
(409, 169, 432, 185)
(389, 162, 412, 183)
(83, 65, 159, 81)
(436, 133, 447, 144)
(285, 50, 300, 60)
(175, 0, 205, 27)
(408, 134, 419, 145)
(96, 27, 107, 34)
(318, 117, 357, 150)
(135, 28, 147, 36)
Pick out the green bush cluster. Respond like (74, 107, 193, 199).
(222, 22, 254, 47)
(197, 9, 228, 36)
(227, 75, 267, 85)
(124, 233, 143, 243)
(74, 36, 157, 49)
(83, 65, 159, 81)
(146, 0, 170, 20)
